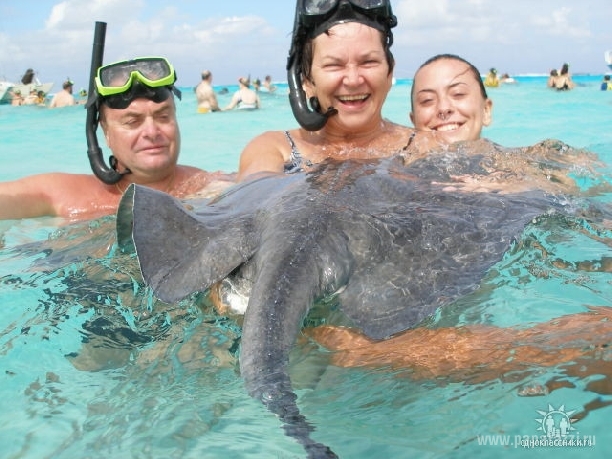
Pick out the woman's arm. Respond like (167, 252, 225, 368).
(224, 91, 240, 110)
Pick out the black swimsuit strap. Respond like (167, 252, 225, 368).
(283, 131, 312, 174)
(401, 131, 417, 151)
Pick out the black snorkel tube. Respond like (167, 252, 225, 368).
(85, 21, 124, 185)
(287, 0, 336, 132)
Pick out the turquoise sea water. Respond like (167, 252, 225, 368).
(1, 75, 612, 458)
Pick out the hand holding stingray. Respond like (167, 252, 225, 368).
(117, 150, 575, 458)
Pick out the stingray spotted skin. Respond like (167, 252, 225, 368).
(117, 153, 569, 458)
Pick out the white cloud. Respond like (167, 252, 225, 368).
(390, 0, 608, 76)
(1, 0, 610, 89)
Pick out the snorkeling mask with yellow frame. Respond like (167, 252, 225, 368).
(95, 57, 181, 109)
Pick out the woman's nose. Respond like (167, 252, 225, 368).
(343, 65, 364, 85)
(437, 108, 452, 121)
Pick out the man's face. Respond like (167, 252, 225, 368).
(100, 96, 180, 181)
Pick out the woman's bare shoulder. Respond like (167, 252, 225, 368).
(238, 130, 293, 180)
(246, 129, 290, 147)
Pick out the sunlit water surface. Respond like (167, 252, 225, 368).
(1, 75, 612, 458)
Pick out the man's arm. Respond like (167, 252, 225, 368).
(0, 174, 60, 219)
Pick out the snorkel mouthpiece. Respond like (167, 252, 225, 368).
(287, 0, 397, 131)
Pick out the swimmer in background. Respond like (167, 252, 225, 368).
(195, 70, 221, 113)
(547, 69, 558, 88)
(76, 88, 89, 105)
(262, 75, 277, 93)
(49, 79, 76, 108)
(483, 67, 500, 87)
(224, 77, 260, 111)
(553, 63, 575, 90)
(500, 72, 516, 84)
(601, 75, 611, 91)
(36, 90, 46, 105)
(10, 89, 24, 106)
(22, 88, 40, 105)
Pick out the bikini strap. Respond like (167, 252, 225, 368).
(401, 131, 417, 152)
(284, 130, 312, 173)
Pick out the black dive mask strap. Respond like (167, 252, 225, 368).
(99, 82, 180, 110)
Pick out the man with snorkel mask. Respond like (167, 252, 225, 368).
(237, 0, 437, 180)
(0, 54, 233, 220)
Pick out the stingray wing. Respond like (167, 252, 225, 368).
(338, 189, 554, 340)
(116, 184, 257, 303)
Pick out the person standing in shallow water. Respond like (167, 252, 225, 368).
(262, 75, 276, 93)
(553, 63, 575, 90)
(195, 70, 220, 113)
(547, 69, 558, 88)
(224, 77, 260, 111)
(49, 79, 76, 108)
(483, 67, 499, 88)
(10, 89, 24, 106)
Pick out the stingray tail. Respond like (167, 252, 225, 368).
(249, 372, 338, 459)
(239, 224, 352, 458)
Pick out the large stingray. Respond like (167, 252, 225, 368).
(116, 150, 575, 458)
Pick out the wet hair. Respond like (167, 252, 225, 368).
(410, 53, 488, 111)
(300, 25, 395, 83)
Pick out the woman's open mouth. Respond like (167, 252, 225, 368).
(433, 122, 462, 132)
(336, 94, 370, 105)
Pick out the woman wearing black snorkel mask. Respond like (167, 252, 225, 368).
(0, 55, 234, 220)
(237, 0, 434, 180)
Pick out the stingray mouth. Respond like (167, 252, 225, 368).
(432, 122, 463, 132)
(336, 93, 370, 106)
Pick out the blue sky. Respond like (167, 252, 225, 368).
(1, 0, 611, 91)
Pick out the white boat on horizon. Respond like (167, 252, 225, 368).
(606, 50, 612, 71)
(0, 68, 54, 104)
(0, 81, 55, 104)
